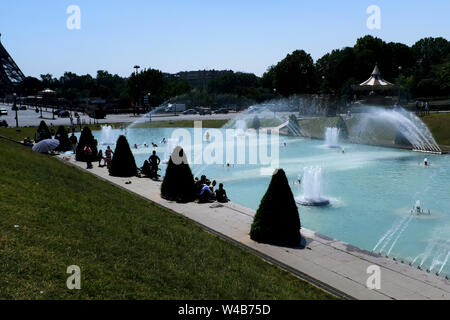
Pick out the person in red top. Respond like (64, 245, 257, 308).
(105, 146, 113, 169)
(84, 145, 93, 169)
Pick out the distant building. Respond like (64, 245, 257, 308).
(351, 64, 399, 106)
(164, 70, 231, 90)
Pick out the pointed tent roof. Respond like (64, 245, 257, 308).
(353, 64, 398, 91)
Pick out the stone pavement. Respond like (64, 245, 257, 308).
(0, 103, 242, 128)
(58, 153, 450, 300)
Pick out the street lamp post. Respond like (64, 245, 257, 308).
(13, 93, 18, 128)
(133, 65, 140, 116)
(397, 66, 402, 103)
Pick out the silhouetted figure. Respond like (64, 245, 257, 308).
(215, 183, 229, 203)
(149, 150, 161, 179)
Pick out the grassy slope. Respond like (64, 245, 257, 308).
(422, 113, 450, 147)
(0, 121, 229, 141)
(0, 139, 334, 300)
(132, 120, 229, 129)
(0, 124, 121, 142)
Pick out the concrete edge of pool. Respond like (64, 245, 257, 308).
(58, 153, 450, 300)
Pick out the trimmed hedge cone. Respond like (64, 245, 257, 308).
(76, 126, 98, 162)
(35, 121, 51, 142)
(250, 169, 301, 246)
(109, 135, 137, 177)
(54, 126, 72, 152)
(161, 146, 196, 203)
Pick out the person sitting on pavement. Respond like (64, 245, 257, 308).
(199, 180, 214, 203)
(210, 180, 217, 193)
(215, 183, 229, 203)
(196, 175, 207, 196)
(139, 160, 151, 176)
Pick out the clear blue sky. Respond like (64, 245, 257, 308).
(1, 0, 449, 78)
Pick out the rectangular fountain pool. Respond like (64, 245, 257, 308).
(90, 126, 450, 277)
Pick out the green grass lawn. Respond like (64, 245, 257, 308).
(0, 138, 335, 300)
(422, 113, 450, 148)
(132, 119, 229, 129)
(0, 120, 230, 142)
(0, 124, 122, 142)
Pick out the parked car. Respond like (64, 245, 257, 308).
(58, 110, 70, 118)
(182, 109, 198, 115)
(19, 106, 27, 110)
(198, 108, 212, 115)
(0, 108, 7, 116)
(214, 108, 229, 114)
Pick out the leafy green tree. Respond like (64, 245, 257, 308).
(128, 69, 165, 109)
(268, 50, 317, 96)
(109, 135, 137, 177)
(250, 169, 301, 246)
(439, 62, 450, 94)
(19, 77, 43, 96)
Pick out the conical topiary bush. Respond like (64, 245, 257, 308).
(161, 146, 196, 203)
(54, 126, 72, 152)
(76, 126, 98, 162)
(35, 121, 51, 142)
(108, 135, 137, 177)
(250, 169, 301, 246)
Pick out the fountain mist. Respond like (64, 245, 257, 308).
(296, 167, 330, 206)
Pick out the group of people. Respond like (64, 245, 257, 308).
(96, 146, 114, 169)
(195, 175, 229, 203)
(415, 101, 430, 116)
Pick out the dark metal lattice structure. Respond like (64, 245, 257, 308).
(0, 34, 25, 94)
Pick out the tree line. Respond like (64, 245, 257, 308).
(17, 35, 449, 109)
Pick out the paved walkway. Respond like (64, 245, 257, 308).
(58, 153, 450, 300)
(0, 103, 241, 128)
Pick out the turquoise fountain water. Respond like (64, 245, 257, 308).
(89, 125, 450, 278)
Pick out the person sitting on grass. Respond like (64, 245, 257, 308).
(23, 137, 33, 147)
(215, 183, 229, 203)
